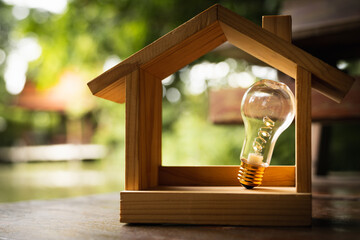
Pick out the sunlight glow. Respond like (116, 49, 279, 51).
(103, 55, 121, 71)
(178, 60, 268, 95)
(228, 72, 255, 88)
(166, 87, 181, 103)
(12, 5, 30, 20)
(162, 74, 175, 86)
(251, 65, 278, 81)
(184, 61, 230, 95)
(30, 170, 104, 187)
(214, 62, 230, 78)
(3, 0, 68, 14)
(0, 144, 107, 162)
(337, 60, 348, 70)
(4, 37, 42, 95)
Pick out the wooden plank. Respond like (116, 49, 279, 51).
(89, 63, 137, 103)
(295, 66, 312, 193)
(142, 21, 226, 80)
(120, 187, 311, 226)
(87, 5, 219, 103)
(144, 186, 299, 194)
(91, 78, 126, 104)
(262, 15, 292, 42)
(217, 5, 354, 103)
(125, 70, 140, 190)
(125, 69, 162, 190)
(158, 166, 295, 187)
(139, 70, 162, 189)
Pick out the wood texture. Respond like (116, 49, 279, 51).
(125, 69, 162, 190)
(142, 22, 226, 80)
(120, 186, 311, 226)
(217, 5, 353, 102)
(125, 70, 140, 190)
(295, 66, 312, 193)
(88, 4, 354, 104)
(90, 63, 137, 103)
(158, 166, 295, 187)
(262, 15, 292, 42)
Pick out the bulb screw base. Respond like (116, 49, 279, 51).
(238, 158, 266, 189)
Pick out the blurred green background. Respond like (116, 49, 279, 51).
(0, 0, 358, 203)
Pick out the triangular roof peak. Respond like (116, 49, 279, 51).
(88, 4, 354, 103)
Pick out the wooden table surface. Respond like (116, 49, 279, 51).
(1, 177, 359, 240)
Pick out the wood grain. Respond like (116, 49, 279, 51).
(139, 70, 162, 189)
(218, 5, 353, 103)
(143, 22, 226, 79)
(262, 15, 292, 42)
(89, 63, 137, 103)
(295, 66, 312, 193)
(158, 166, 295, 187)
(125, 69, 162, 190)
(125, 70, 140, 190)
(120, 186, 311, 226)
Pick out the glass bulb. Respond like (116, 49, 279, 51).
(238, 79, 295, 189)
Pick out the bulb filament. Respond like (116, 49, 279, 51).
(252, 116, 275, 154)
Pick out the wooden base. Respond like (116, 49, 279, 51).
(120, 186, 311, 226)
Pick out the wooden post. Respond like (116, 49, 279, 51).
(125, 69, 162, 190)
(125, 70, 140, 190)
(262, 15, 311, 193)
(295, 66, 312, 193)
(262, 15, 292, 42)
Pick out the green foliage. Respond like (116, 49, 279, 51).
(162, 91, 243, 166)
(272, 125, 295, 165)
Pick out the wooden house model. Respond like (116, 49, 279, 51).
(87, 4, 354, 226)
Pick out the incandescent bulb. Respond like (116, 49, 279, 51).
(238, 79, 295, 189)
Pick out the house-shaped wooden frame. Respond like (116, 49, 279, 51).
(87, 4, 354, 226)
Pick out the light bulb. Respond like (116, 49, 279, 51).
(238, 79, 295, 189)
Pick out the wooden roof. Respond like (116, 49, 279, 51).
(87, 4, 354, 104)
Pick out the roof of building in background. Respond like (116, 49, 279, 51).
(14, 71, 93, 112)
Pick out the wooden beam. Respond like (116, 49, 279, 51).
(125, 70, 140, 190)
(295, 66, 312, 193)
(121, 186, 311, 226)
(218, 5, 353, 103)
(158, 166, 295, 187)
(142, 22, 226, 79)
(89, 63, 137, 103)
(125, 69, 162, 190)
